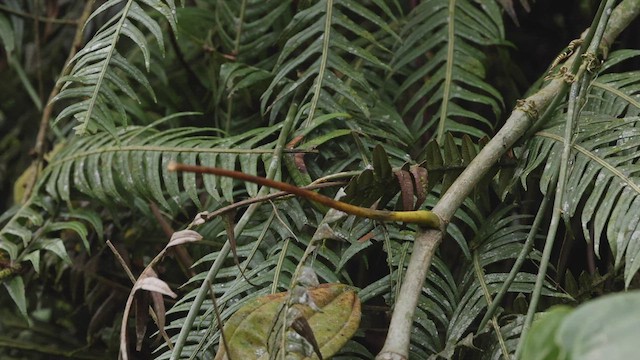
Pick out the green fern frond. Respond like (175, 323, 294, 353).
(41, 120, 292, 211)
(213, 0, 291, 65)
(481, 315, 525, 360)
(391, 0, 505, 142)
(363, 204, 565, 358)
(53, 0, 177, 135)
(261, 0, 396, 124)
(0, 195, 99, 314)
(523, 116, 640, 287)
(518, 52, 640, 287)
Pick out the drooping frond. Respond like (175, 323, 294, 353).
(518, 51, 640, 286)
(391, 0, 505, 142)
(42, 120, 290, 210)
(213, 0, 292, 65)
(0, 195, 101, 315)
(0, 117, 292, 304)
(0, 197, 100, 265)
(53, 0, 177, 135)
(261, 0, 396, 124)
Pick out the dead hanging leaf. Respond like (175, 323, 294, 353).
(134, 276, 177, 298)
(190, 211, 209, 226)
(150, 291, 169, 341)
(394, 169, 414, 211)
(214, 283, 361, 360)
(121, 270, 177, 360)
(409, 164, 428, 209)
(166, 229, 203, 248)
(134, 269, 177, 351)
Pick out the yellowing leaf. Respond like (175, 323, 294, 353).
(215, 283, 361, 360)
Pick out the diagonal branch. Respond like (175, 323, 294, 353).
(376, 1, 640, 358)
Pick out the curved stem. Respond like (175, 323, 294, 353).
(169, 163, 441, 228)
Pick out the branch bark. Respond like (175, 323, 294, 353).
(377, 1, 640, 358)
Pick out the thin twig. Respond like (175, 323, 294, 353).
(0, 4, 78, 25)
(516, 2, 616, 357)
(478, 190, 553, 330)
(106, 241, 174, 355)
(106, 240, 136, 283)
(208, 279, 232, 359)
(149, 202, 196, 277)
(23, 0, 94, 201)
(202, 181, 346, 223)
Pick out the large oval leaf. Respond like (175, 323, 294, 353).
(215, 283, 360, 360)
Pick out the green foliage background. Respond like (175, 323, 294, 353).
(0, 0, 639, 359)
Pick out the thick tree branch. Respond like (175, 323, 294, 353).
(377, 1, 640, 358)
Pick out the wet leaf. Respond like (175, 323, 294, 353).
(3, 276, 28, 320)
(372, 145, 392, 181)
(215, 283, 360, 360)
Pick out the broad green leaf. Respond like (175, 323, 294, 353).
(0, 13, 15, 58)
(215, 283, 360, 360)
(556, 291, 640, 360)
(38, 238, 72, 265)
(3, 276, 28, 320)
(22, 251, 40, 273)
(521, 306, 572, 360)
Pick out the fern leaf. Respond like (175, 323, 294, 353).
(261, 0, 396, 124)
(214, 0, 291, 63)
(53, 0, 176, 135)
(519, 52, 640, 286)
(43, 121, 287, 209)
(392, 0, 505, 142)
